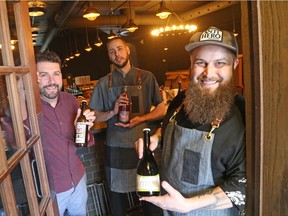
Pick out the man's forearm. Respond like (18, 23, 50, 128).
(95, 110, 116, 122)
(186, 186, 233, 212)
(140, 102, 166, 122)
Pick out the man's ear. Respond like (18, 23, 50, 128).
(233, 58, 239, 70)
(126, 45, 130, 55)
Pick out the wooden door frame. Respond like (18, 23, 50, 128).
(0, 1, 56, 215)
(241, 1, 262, 215)
(242, 1, 288, 215)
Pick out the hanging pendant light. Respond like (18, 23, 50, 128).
(156, 1, 171, 19)
(85, 27, 92, 52)
(125, 1, 138, 33)
(232, 7, 238, 37)
(64, 31, 70, 62)
(108, 30, 117, 40)
(83, 2, 100, 21)
(65, 55, 70, 61)
(73, 32, 80, 57)
(68, 34, 75, 59)
(28, 1, 46, 17)
(126, 19, 138, 33)
(95, 28, 103, 47)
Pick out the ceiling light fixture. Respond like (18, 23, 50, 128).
(107, 30, 117, 40)
(32, 31, 39, 37)
(126, 19, 138, 33)
(28, 1, 46, 17)
(125, 1, 138, 33)
(73, 32, 80, 57)
(67, 33, 75, 59)
(232, 7, 238, 37)
(156, 1, 171, 19)
(65, 55, 70, 61)
(107, 1, 117, 40)
(83, 2, 100, 21)
(95, 28, 103, 47)
(151, 12, 197, 36)
(85, 28, 92, 52)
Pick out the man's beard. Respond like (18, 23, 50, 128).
(113, 57, 129, 69)
(40, 84, 61, 100)
(183, 78, 236, 125)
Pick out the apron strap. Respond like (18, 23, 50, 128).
(204, 118, 222, 141)
(108, 73, 112, 90)
(167, 101, 223, 142)
(108, 68, 142, 90)
(136, 68, 142, 86)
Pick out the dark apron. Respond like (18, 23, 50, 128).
(105, 80, 146, 193)
(161, 114, 238, 216)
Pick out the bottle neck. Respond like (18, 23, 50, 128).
(81, 102, 86, 112)
(143, 131, 152, 156)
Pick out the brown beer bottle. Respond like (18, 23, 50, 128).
(75, 100, 88, 147)
(136, 128, 160, 197)
(118, 86, 130, 124)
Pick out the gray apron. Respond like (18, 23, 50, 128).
(105, 79, 146, 193)
(161, 113, 238, 216)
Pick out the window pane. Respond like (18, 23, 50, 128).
(0, 75, 31, 160)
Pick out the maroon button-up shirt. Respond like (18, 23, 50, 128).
(40, 92, 94, 193)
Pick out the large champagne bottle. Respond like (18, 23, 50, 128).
(75, 100, 88, 147)
(118, 86, 130, 124)
(136, 128, 160, 197)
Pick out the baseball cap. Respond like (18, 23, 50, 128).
(185, 26, 238, 56)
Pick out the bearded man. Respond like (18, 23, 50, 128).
(136, 26, 246, 216)
(89, 37, 165, 216)
(36, 51, 96, 215)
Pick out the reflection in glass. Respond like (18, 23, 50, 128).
(0, 166, 28, 215)
(0, 1, 21, 67)
(0, 75, 31, 159)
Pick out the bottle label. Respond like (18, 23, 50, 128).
(136, 174, 160, 192)
(119, 111, 129, 123)
(75, 122, 87, 144)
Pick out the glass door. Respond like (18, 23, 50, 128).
(0, 1, 55, 215)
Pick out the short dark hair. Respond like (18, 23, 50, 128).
(36, 51, 61, 66)
(107, 37, 127, 48)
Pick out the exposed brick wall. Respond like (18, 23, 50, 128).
(77, 130, 107, 215)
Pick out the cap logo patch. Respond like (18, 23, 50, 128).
(200, 28, 223, 42)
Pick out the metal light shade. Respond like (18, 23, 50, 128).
(156, 1, 171, 19)
(126, 19, 138, 32)
(85, 27, 92, 52)
(95, 37, 103, 47)
(69, 53, 75, 59)
(28, 1, 46, 17)
(85, 44, 92, 52)
(65, 55, 70, 61)
(107, 30, 117, 40)
(74, 50, 81, 57)
(83, 7, 100, 21)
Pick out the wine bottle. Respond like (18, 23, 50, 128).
(118, 86, 130, 124)
(75, 100, 88, 147)
(136, 128, 160, 197)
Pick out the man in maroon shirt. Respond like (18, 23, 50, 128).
(36, 51, 95, 216)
